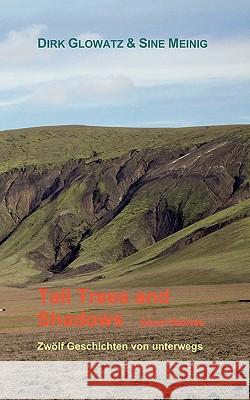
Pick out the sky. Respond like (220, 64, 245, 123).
(0, 0, 250, 130)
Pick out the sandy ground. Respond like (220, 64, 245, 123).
(0, 283, 249, 361)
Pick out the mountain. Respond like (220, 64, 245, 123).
(0, 124, 249, 287)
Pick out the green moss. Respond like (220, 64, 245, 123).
(0, 124, 250, 287)
(0, 180, 89, 285)
(70, 182, 163, 268)
(0, 124, 249, 173)
(98, 179, 106, 194)
(49, 198, 250, 288)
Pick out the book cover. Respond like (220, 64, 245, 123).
(0, 1, 249, 399)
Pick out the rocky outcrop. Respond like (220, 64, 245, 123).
(0, 135, 249, 280)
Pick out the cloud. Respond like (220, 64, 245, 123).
(30, 74, 134, 106)
(0, 95, 31, 108)
(0, 75, 135, 108)
(0, 24, 48, 62)
(78, 32, 103, 41)
(0, 25, 250, 110)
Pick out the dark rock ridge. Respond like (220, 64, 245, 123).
(0, 136, 249, 279)
(144, 212, 249, 266)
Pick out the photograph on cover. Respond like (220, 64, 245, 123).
(0, 1, 249, 399)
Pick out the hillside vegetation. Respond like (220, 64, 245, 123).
(0, 124, 249, 287)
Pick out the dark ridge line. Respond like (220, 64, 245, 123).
(0, 136, 248, 278)
(33, 148, 250, 275)
(0, 152, 139, 249)
(0, 159, 95, 248)
(49, 168, 150, 274)
(124, 212, 250, 270)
